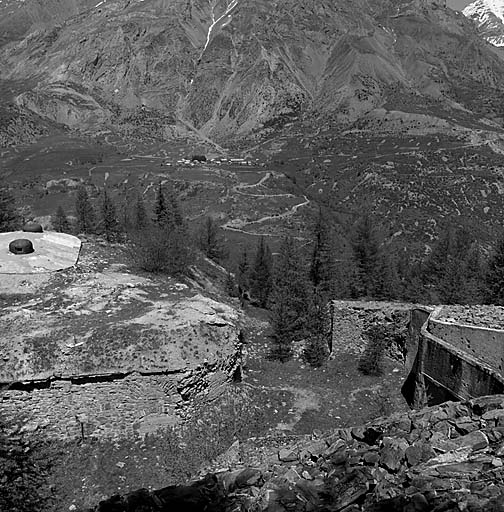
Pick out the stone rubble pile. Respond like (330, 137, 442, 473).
(91, 395, 504, 511)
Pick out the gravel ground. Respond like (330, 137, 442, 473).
(438, 305, 504, 330)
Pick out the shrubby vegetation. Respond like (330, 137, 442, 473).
(0, 413, 55, 512)
(269, 236, 311, 361)
(8, 183, 504, 364)
(232, 209, 504, 367)
(485, 235, 504, 305)
(303, 287, 330, 368)
(1, 390, 268, 511)
(249, 237, 273, 308)
(302, 211, 499, 307)
(100, 188, 119, 242)
(232, 231, 332, 367)
(358, 322, 405, 376)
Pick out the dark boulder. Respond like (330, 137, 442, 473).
(93, 475, 225, 512)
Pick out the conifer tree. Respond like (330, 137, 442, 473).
(165, 184, 183, 228)
(250, 237, 273, 308)
(374, 250, 402, 300)
(116, 198, 131, 238)
(100, 189, 118, 241)
(75, 186, 95, 234)
(154, 182, 167, 226)
(155, 182, 183, 230)
(51, 205, 70, 233)
(303, 287, 330, 368)
(0, 188, 18, 232)
(269, 299, 293, 362)
(132, 193, 149, 230)
(269, 237, 310, 361)
(424, 226, 476, 303)
(398, 256, 427, 303)
(462, 244, 484, 304)
(129, 184, 190, 274)
(310, 208, 337, 295)
(225, 270, 237, 297)
(485, 235, 504, 305)
(197, 216, 225, 262)
(351, 214, 381, 297)
(237, 248, 250, 292)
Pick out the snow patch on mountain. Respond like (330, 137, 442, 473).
(463, 0, 504, 46)
(464, 0, 504, 23)
(200, 0, 239, 60)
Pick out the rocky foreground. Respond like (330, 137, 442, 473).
(91, 394, 504, 511)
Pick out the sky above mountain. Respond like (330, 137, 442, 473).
(447, 0, 473, 9)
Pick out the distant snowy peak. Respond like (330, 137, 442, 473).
(463, 0, 504, 46)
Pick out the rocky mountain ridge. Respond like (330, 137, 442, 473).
(464, 0, 504, 46)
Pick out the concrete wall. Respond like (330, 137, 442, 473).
(429, 310, 504, 373)
(421, 330, 504, 403)
(403, 306, 504, 407)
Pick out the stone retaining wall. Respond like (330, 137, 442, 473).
(330, 300, 412, 357)
(1, 359, 241, 440)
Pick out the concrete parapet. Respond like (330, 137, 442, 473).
(403, 305, 504, 408)
(429, 306, 504, 373)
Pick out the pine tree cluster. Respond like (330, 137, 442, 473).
(0, 188, 19, 232)
(128, 182, 192, 274)
(235, 231, 331, 367)
(46, 182, 193, 275)
(11, 183, 504, 311)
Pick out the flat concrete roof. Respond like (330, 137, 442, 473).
(0, 231, 81, 274)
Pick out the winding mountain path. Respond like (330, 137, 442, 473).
(221, 171, 310, 236)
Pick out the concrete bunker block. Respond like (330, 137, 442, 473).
(22, 222, 43, 233)
(9, 239, 35, 255)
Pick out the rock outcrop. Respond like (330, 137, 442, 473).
(89, 394, 504, 511)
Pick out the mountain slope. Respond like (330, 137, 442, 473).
(0, 0, 99, 47)
(1, 0, 504, 143)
